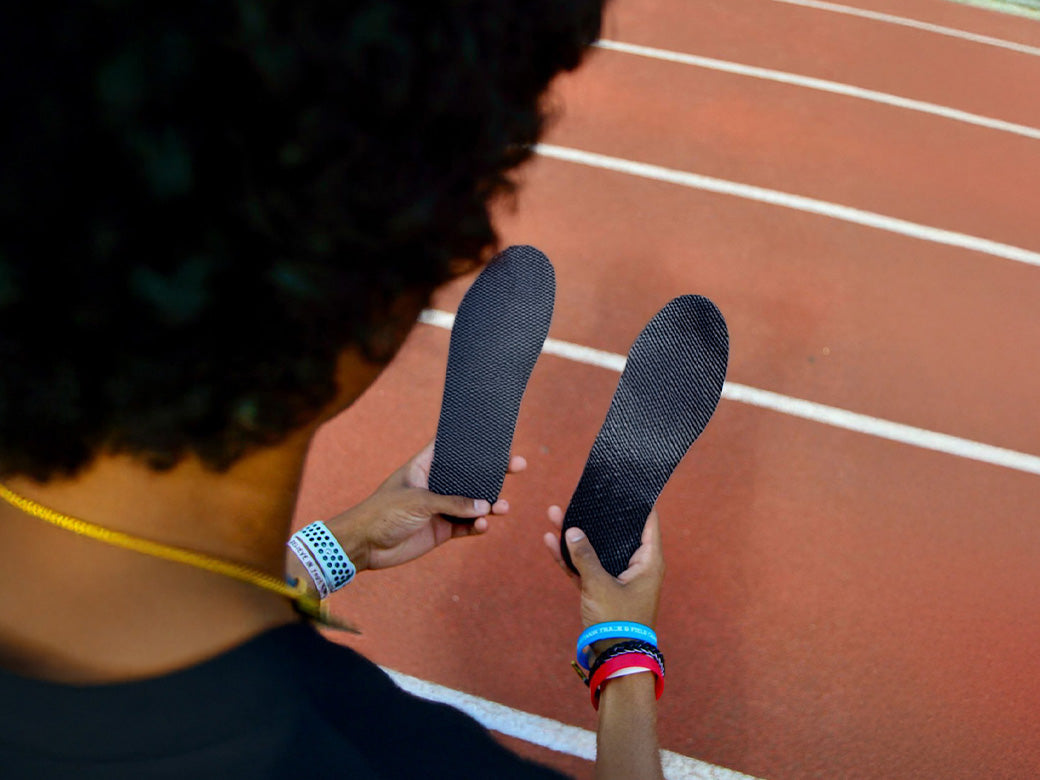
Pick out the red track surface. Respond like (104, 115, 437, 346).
(295, 2, 1040, 777)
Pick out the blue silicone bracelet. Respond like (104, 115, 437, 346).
(576, 621, 658, 671)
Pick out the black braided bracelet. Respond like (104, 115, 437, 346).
(586, 639, 665, 686)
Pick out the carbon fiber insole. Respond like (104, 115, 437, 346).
(428, 245, 555, 519)
(561, 296, 729, 576)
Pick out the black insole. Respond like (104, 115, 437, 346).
(428, 245, 555, 519)
(561, 296, 729, 576)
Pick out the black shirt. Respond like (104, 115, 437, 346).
(0, 622, 570, 779)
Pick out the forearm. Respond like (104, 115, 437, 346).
(594, 673, 664, 780)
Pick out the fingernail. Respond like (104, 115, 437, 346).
(474, 499, 491, 514)
(566, 528, 584, 543)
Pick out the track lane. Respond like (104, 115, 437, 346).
(768, 0, 1040, 54)
(810, 0, 1040, 36)
(540, 46, 1040, 250)
(601, 0, 1040, 129)
(593, 39, 1040, 140)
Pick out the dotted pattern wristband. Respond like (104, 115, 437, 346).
(289, 521, 356, 594)
(576, 621, 658, 671)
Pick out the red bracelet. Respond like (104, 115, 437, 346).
(589, 652, 664, 710)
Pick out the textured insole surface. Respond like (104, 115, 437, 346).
(561, 296, 729, 576)
(428, 245, 555, 518)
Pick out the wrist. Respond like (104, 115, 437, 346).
(577, 621, 658, 672)
(596, 670, 658, 711)
(286, 552, 319, 598)
(285, 519, 365, 599)
(589, 652, 664, 710)
(320, 511, 371, 574)
(573, 625, 665, 712)
(590, 637, 629, 659)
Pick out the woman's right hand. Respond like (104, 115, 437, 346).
(542, 506, 664, 633)
(545, 507, 668, 780)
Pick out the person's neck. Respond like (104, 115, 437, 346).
(0, 427, 317, 684)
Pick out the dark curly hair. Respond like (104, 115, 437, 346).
(0, 0, 603, 481)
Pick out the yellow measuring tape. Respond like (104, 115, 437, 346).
(0, 482, 358, 633)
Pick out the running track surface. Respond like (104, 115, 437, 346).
(294, 1, 1040, 777)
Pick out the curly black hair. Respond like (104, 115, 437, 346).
(0, 0, 603, 481)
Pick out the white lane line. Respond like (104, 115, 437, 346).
(594, 39, 1040, 141)
(384, 667, 763, 780)
(419, 309, 1040, 477)
(534, 144, 1040, 269)
(768, 0, 1040, 56)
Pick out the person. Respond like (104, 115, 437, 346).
(0, 2, 666, 778)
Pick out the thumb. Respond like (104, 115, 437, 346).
(563, 527, 608, 581)
(424, 491, 492, 520)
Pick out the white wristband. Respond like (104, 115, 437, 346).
(288, 521, 356, 596)
(288, 535, 331, 599)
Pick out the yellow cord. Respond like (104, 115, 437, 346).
(0, 482, 359, 634)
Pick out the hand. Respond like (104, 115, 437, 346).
(543, 506, 664, 632)
(325, 440, 526, 572)
(545, 507, 667, 780)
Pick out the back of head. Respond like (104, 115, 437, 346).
(0, 0, 604, 481)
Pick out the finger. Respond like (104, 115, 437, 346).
(543, 531, 565, 565)
(507, 455, 528, 474)
(629, 509, 662, 560)
(563, 527, 611, 585)
(491, 498, 509, 515)
(414, 439, 436, 467)
(403, 440, 436, 488)
(425, 491, 492, 520)
(452, 516, 489, 538)
(618, 510, 664, 584)
(543, 531, 581, 583)
(643, 509, 663, 562)
(546, 505, 564, 530)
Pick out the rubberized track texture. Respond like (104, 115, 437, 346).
(428, 245, 555, 517)
(561, 295, 729, 577)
